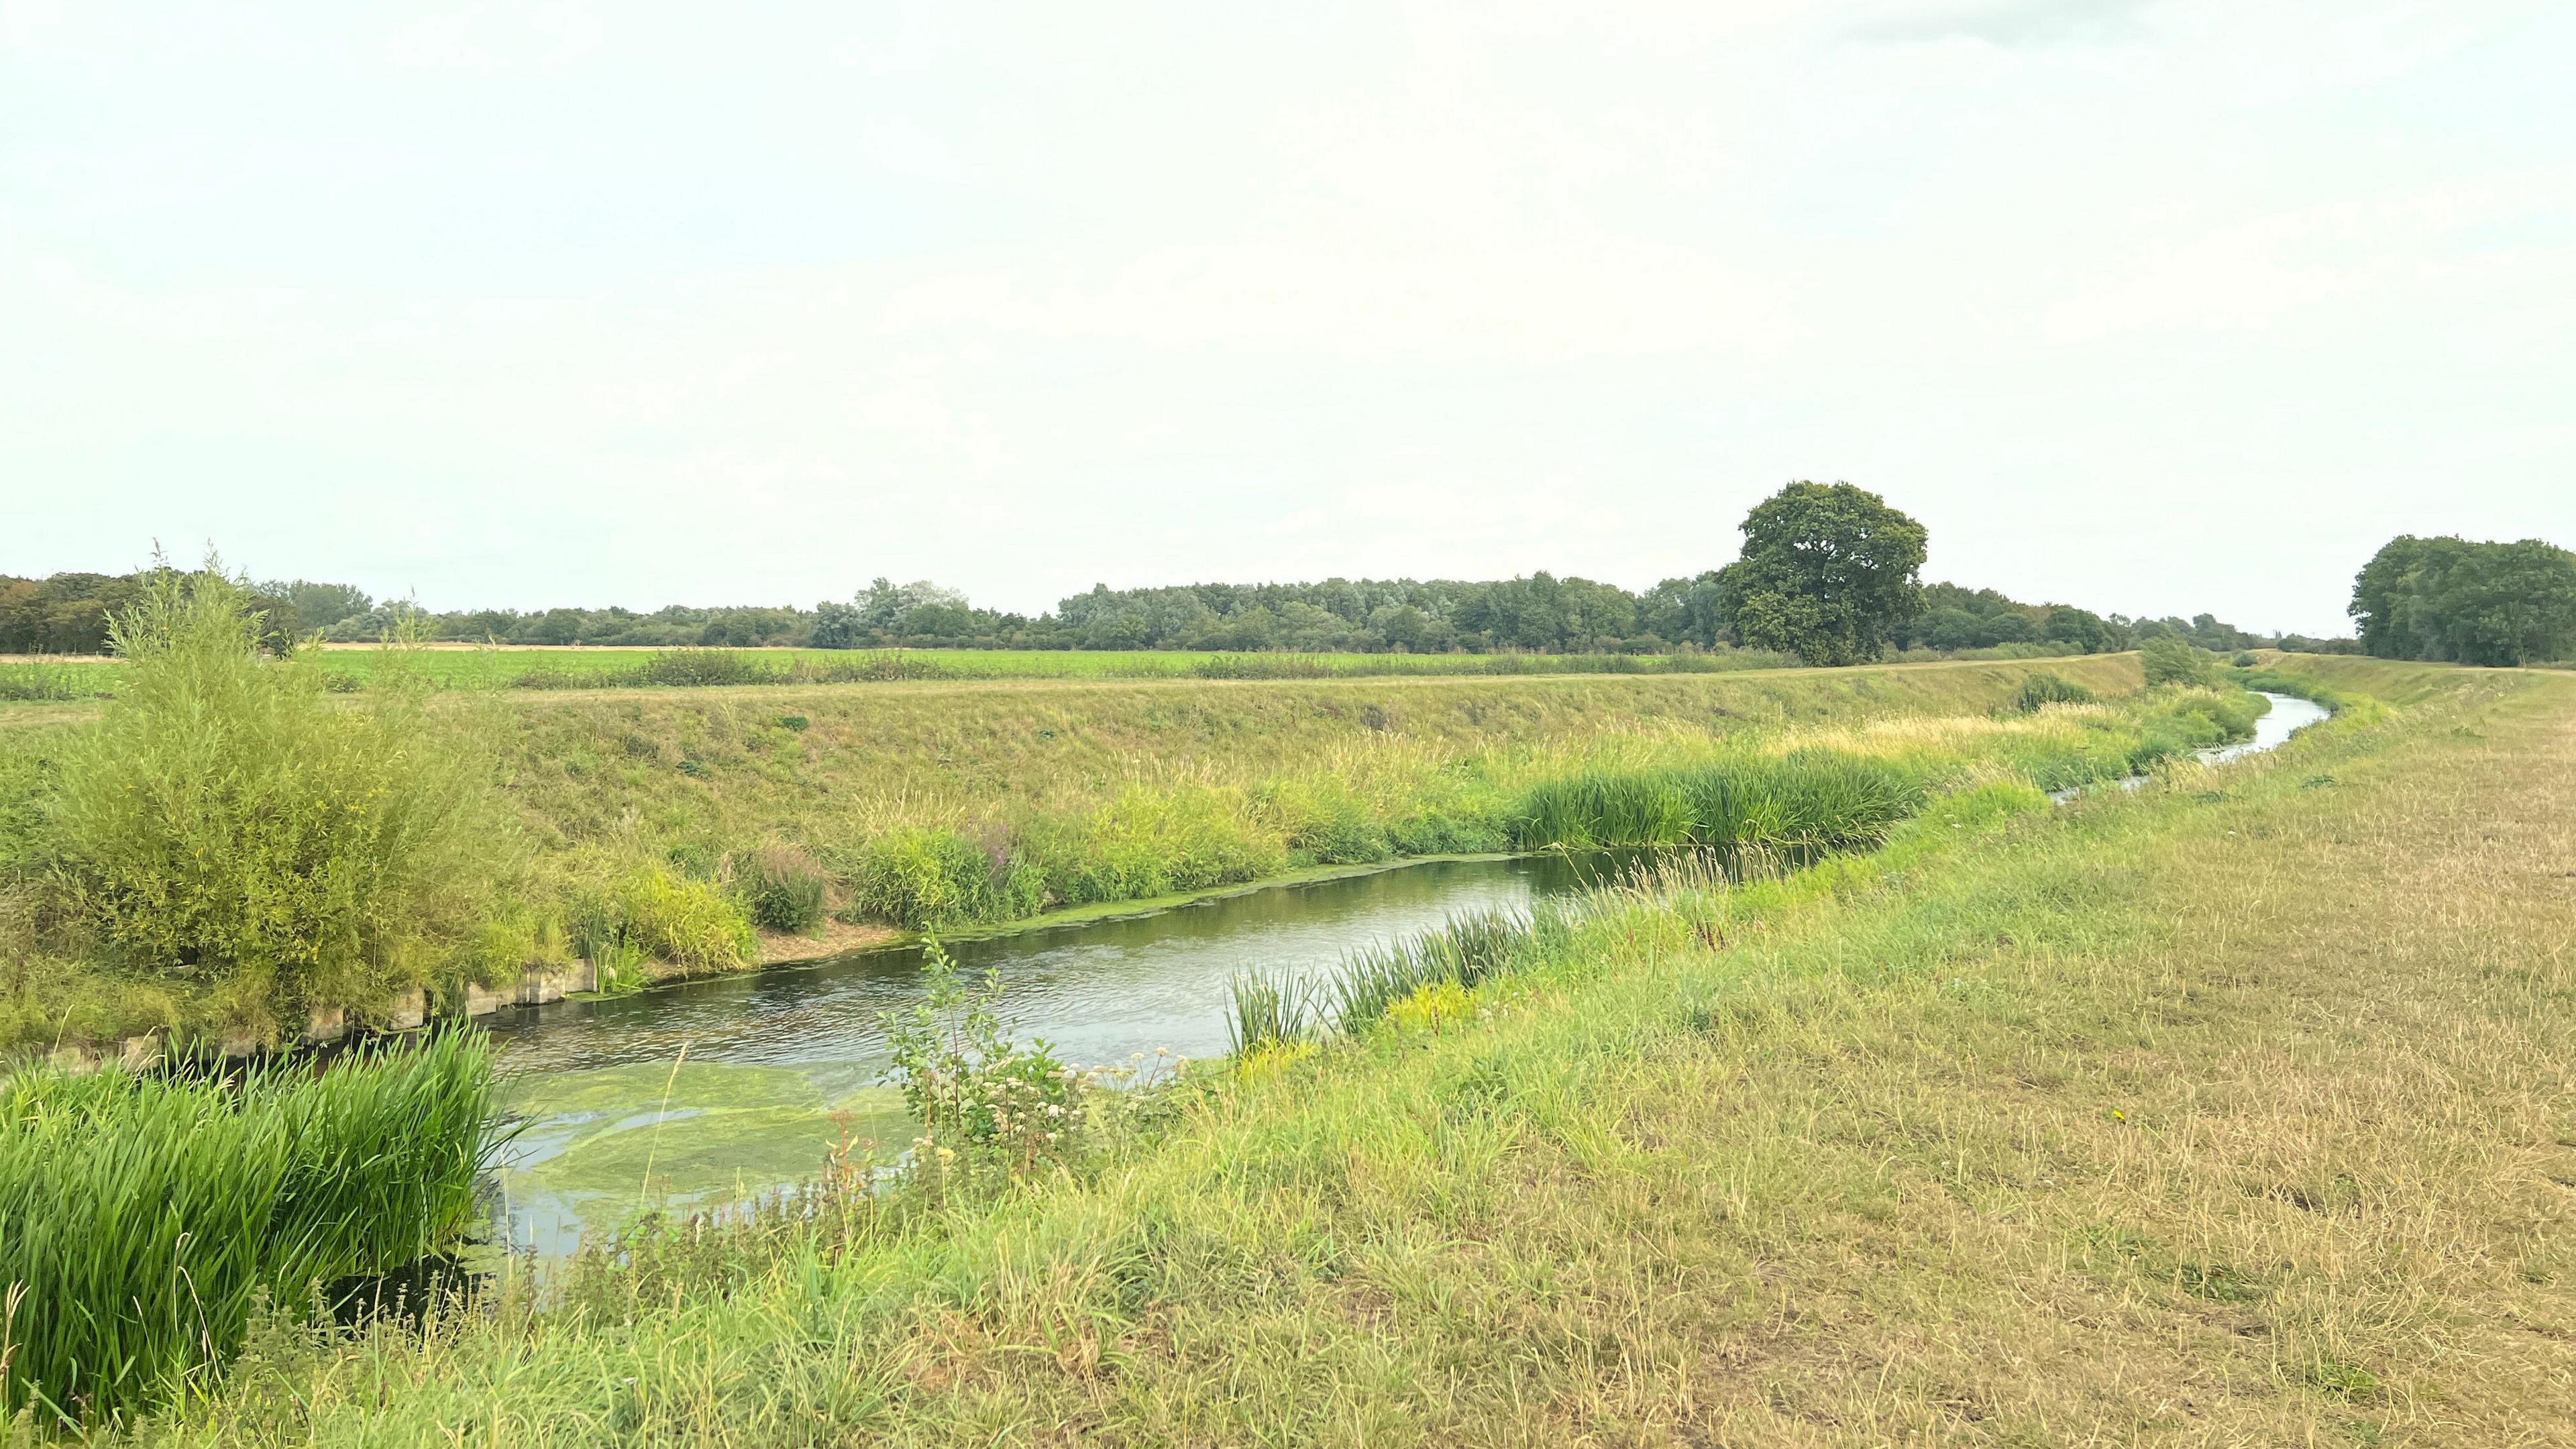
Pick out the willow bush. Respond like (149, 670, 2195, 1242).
(32, 562, 511, 1039)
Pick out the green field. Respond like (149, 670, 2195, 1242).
(7, 645, 1796, 696)
(0, 639, 2133, 704)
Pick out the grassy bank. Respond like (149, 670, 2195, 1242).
(111, 656, 2573, 1444)
(3, 650, 2273, 1054)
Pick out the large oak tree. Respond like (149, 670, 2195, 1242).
(1715, 482, 1929, 665)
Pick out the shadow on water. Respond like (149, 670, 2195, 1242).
(326, 1252, 480, 1331)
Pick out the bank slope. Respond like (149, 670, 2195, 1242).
(144, 657, 2576, 1446)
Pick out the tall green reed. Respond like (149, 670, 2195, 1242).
(1328, 902, 1576, 1033)
(0, 1029, 501, 1427)
(1513, 752, 1923, 852)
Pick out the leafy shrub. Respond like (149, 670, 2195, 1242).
(849, 827, 1045, 928)
(2012, 672, 2096, 712)
(0, 1031, 499, 1424)
(614, 867, 755, 972)
(36, 564, 506, 1038)
(741, 845, 829, 934)
(881, 938, 1087, 1185)
(2141, 636, 2218, 688)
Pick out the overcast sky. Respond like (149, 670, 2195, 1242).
(5, 1, 2570, 635)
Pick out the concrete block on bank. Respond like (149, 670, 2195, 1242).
(383, 989, 429, 1031)
(515, 959, 599, 1005)
(47, 1044, 100, 1075)
(462, 981, 504, 1017)
(304, 1005, 347, 1045)
(219, 1029, 261, 1058)
(120, 1034, 162, 1071)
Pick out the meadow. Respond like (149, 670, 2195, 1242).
(94, 653, 2575, 1446)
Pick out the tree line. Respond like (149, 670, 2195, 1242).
(7, 484, 2324, 663)
(2350, 535, 2576, 666)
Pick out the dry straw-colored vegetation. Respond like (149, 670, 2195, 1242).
(115, 656, 2576, 1446)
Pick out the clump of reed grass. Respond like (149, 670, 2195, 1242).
(846, 826, 1046, 929)
(2011, 672, 2096, 712)
(741, 845, 830, 934)
(1330, 902, 1573, 1033)
(613, 867, 756, 972)
(1226, 969, 1321, 1055)
(0, 1029, 502, 1426)
(1513, 752, 1923, 853)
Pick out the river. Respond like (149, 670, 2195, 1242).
(485, 689, 2330, 1253)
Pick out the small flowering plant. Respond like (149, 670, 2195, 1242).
(881, 936, 1088, 1182)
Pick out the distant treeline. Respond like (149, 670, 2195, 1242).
(0, 574, 364, 656)
(4, 568, 2318, 658)
(2351, 535, 2576, 667)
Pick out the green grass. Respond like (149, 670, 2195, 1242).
(8, 655, 2225, 1051)
(0, 1030, 501, 1428)
(5, 646, 1823, 700)
(115, 655, 2576, 1445)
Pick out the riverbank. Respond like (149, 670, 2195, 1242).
(127, 655, 2576, 1444)
(7, 655, 2191, 1054)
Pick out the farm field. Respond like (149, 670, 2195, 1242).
(2, 644, 1821, 701)
(116, 655, 2576, 1445)
(3, 638, 2124, 706)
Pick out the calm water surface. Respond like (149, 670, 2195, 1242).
(486, 855, 1619, 1252)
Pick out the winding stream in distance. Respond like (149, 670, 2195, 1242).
(483, 690, 2328, 1254)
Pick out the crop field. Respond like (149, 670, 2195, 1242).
(1, 645, 1829, 702)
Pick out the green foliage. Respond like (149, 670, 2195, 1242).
(848, 827, 1046, 928)
(0, 1030, 499, 1426)
(1226, 969, 1322, 1055)
(2141, 635, 2220, 688)
(1033, 789, 1283, 907)
(0, 659, 94, 703)
(741, 845, 829, 934)
(613, 867, 755, 973)
(1514, 753, 1925, 852)
(879, 938, 1087, 1183)
(2233, 651, 2259, 667)
(33, 563, 508, 1037)
(1329, 902, 1574, 1034)
(1713, 482, 1930, 665)
(2350, 534, 2576, 665)
(2012, 672, 2097, 712)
